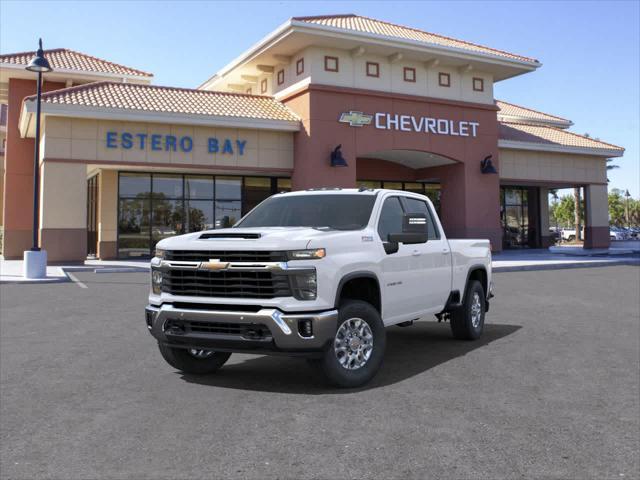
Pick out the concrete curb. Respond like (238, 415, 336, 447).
(493, 259, 640, 273)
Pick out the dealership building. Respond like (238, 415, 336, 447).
(0, 14, 624, 261)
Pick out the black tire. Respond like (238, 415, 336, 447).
(158, 344, 231, 374)
(567, 235, 575, 242)
(319, 300, 386, 388)
(450, 280, 485, 340)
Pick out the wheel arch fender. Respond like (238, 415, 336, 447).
(334, 271, 382, 313)
(465, 265, 488, 298)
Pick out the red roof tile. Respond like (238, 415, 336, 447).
(293, 14, 538, 64)
(499, 122, 623, 153)
(497, 100, 571, 126)
(26, 81, 299, 122)
(0, 48, 152, 78)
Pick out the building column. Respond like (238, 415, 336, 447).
(539, 187, 553, 247)
(39, 161, 87, 262)
(584, 184, 610, 249)
(284, 91, 357, 190)
(420, 161, 502, 252)
(2, 78, 66, 259)
(98, 170, 118, 259)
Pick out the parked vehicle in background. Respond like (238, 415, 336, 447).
(144, 188, 493, 387)
(561, 228, 584, 242)
(610, 227, 629, 241)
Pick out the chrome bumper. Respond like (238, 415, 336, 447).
(145, 304, 338, 352)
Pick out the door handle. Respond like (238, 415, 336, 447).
(412, 249, 421, 256)
(442, 249, 450, 255)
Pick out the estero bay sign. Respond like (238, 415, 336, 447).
(339, 111, 480, 137)
(105, 131, 248, 155)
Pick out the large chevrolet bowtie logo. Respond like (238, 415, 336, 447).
(198, 259, 230, 271)
(339, 111, 373, 127)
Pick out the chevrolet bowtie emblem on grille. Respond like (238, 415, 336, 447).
(339, 111, 373, 127)
(198, 259, 230, 271)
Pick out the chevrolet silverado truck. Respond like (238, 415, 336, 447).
(145, 188, 493, 387)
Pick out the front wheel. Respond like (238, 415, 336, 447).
(158, 344, 232, 374)
(319, 300, 386, 388)
(450, 280, 485, 340)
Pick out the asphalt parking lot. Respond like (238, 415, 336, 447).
(1, 266, 639, 479)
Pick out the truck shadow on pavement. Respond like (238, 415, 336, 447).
(179, 322, 521, 394)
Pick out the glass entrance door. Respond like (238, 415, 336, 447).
(501, 186, 540, 249)
(86, 175, 99, 257)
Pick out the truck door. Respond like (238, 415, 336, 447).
(401, 197, 452, 312)
(376, 196, 423, 324)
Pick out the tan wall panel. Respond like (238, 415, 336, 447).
(40, 162, 86, 229)
(98, 170, 118, 243)
(42, 118, 294, 170)
(499, 148, 607, 184)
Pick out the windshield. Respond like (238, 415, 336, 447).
(236, 194, 376, 230)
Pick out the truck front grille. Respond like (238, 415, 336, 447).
(165, 250, 286, 263)
(161, 270, 292, 298)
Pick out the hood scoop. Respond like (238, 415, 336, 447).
(199, 232, 261, 240)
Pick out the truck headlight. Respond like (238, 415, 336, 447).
(290, 271, 317, 300)
(287, 248, 325, 260)
(154, 248, 166, 259)
(151, 269, 163, 294)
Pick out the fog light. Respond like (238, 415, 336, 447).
(145, 310, 154, 330)
(298, 319, 313, 338)
(151, 269, 163, 294)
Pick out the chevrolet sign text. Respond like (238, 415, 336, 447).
(374, 113, 479, 137)
(339, 111, 479, 137)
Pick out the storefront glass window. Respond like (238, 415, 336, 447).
(117, 173, 290, 257)
(277, 178, 292, 192)
(186, 200, 214, 231)
(119, 173, 151, 197)
(382, 181, 403, 190)
(501, 186, 538, 249)
(243, 177, 273, 213)
(185, 176, 214, 199)
(152, 199, 184, 245)
(358, 180, 382, 190)
(403, 182, 424, 194)
(215, 201, 242, 228)
(215, 176, 242, 200)
(153, 175, 183, 198)
(118, 197, 151, 258)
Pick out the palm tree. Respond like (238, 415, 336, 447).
(606, 158, 619, 182)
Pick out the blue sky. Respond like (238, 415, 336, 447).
(1, 0, 638, 197)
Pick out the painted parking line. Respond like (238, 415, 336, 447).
(66, 272, 88, 289)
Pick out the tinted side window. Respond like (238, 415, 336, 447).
(403, 197, 440, 240)
(377, 197, 404, 241)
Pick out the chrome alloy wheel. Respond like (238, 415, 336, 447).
(470, 292, 482, 328)
(334, 318, 374, 370)
(188, 348, 215, 359)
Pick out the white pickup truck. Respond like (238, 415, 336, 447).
(146, 188, 493, 387)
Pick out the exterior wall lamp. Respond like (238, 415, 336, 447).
(330, 144, 348, 167)
(480, 154, 498, 174)
(23, 39, 53, 279)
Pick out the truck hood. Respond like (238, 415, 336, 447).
(156, 227, 344, 251)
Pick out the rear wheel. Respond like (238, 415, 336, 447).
(319, 300, 386, 388)
(158, 344, 232, 374)
(450, 280, 485, 340)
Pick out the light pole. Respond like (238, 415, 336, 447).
(625, 189, 631, 230)
(23, 39, 52, 279)
(552, 191, 559, 243)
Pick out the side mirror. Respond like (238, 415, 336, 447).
(388, 213, 428, 245)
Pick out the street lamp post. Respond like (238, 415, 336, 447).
(625, 189, 631, 230)
(23, 39, 53, 279)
